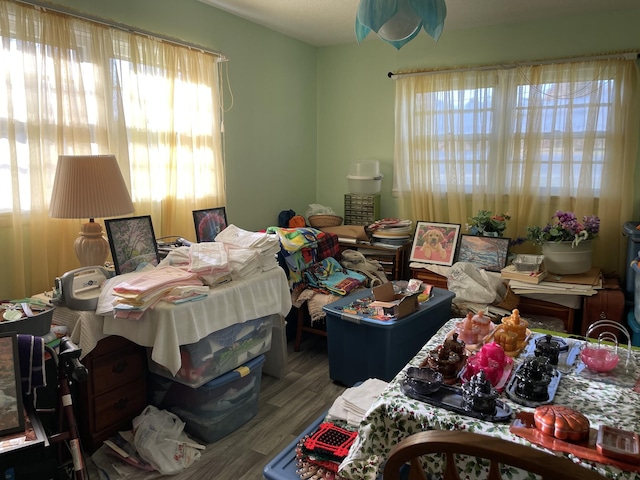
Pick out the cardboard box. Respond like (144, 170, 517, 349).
(371, 282, 419, 318)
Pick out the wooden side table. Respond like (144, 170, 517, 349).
(410, 267, 448, 289)
(409, 267, 579, 333)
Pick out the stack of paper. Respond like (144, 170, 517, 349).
(506, 267, 602, 296)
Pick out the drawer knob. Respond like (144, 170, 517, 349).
(112, 359, 128, 374)
(113, 397, 129, 411)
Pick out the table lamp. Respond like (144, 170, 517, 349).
(49, 154, 135, 267)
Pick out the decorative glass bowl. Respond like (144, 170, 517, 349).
(406, 367, 443, 395)
(581, 347, 620, 372)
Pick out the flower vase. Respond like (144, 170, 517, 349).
(541, 240, 593, 275)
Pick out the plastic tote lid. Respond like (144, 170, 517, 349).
(349, 160, 381, 177)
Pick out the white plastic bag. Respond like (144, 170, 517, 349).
(305, 203, 337, 218)
(446, 262, 506, 304)
(132, 405, 202, 475)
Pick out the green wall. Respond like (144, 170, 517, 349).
(316, 9, 640, 220)
(3, 0, 640, 297)
(23, 0, 640, 227)
(46, 0, 319, 232)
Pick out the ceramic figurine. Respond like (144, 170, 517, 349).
(462, 370, 498, 414)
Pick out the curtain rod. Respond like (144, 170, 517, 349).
(10, 0, 228, 61)
(388, 51, 639, 79)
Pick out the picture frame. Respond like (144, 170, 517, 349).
(409, 222, 461, 266)
(0, 332, 25, 437)
(456, 234, 511, 272)
(105, 215, 160, 275)
(193, 207, 228, 243)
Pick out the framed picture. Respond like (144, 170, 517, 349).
(0, 332, 25, 437)
(457, 234, 511, 272)
(409, 222, 461, 266)
(105, 215, 160, 275)
(193, 207, 228, 242)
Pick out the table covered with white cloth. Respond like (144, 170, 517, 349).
(100, 267, 292, 375)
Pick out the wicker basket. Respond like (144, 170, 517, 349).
(308, 214, 343, 228)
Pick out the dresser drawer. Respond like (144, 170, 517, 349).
(410, 268, 449, 289)
(93, 381, 147, 433)
(91, 346, 146, 395)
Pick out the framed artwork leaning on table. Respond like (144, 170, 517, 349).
(193, 207, 228, 243)
(105, 215, 160, 275)
(409, 221, 460, 267)
(0, 332, 25, 437)
(457, 234, 510, 272)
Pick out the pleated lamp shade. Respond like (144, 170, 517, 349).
(50, 154, 135, 266)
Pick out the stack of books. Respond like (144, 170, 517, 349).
(500, 265, 548, 284)
(502, 265, 602, 296)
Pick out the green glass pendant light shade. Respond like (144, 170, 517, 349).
(355, 0, 447, 49)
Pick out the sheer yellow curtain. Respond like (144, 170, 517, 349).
(0, 0, 226, 298)
(393, 58, 639, 275)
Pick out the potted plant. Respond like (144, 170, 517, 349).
(467, 210, 511, 237)
(525, 211, 600, 275)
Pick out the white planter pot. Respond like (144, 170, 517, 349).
(541, 240, 593, 275)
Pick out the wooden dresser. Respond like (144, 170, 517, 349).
(340, 242, 410, 281)
(76, 335, 147, 453)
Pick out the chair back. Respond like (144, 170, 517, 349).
(383, 430, 606, 480)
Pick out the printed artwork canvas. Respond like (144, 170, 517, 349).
(0, 333, 25, 437)
(409, 222, 461, 266)
(105, 215, 160, 275)
(193, 207, 228, 243)
(457, 235, 511, 272)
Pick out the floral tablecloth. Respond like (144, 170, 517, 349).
(338, 319, 640, 480)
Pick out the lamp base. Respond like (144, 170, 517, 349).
(75, 219, 110, 267)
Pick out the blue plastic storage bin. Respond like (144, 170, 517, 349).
(622, 222, 640, 300)
(263, 412, 325, 480)
(147, 315, 273, 388)
(631, 262, 640, 323)
(148, 354, 265, 444)
(628, 311, 640, 347)
(323, 287, 455, 386)
(263, 409, 404, 480)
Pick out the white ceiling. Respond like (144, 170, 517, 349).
(197, 0, 639, 47)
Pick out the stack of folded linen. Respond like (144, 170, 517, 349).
(188, 242, 233, 284)
(110, 266, 204, 319)
(326, 378, 389, 427)
(216, 224, 281, 277)
(157, 224, 281, 284)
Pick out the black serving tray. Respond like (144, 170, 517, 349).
(401, 380, 512, 423)
(523, 333, 581, 374)
(504, 363, 561, 407)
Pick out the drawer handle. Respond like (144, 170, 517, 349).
(113, 397, 129, 411)
(112, 359, 128, 374)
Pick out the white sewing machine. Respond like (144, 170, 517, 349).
(52, 266, 112, 311)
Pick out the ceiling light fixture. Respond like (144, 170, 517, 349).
(355, 0, 447, 49)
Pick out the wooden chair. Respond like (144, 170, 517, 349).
(383, 430, 606, 480)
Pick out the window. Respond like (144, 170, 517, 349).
(0, 0, 227, 298)
(0, 1, 226, 214)
(392, 57, 639, 277)
(396, 63, 617, 197)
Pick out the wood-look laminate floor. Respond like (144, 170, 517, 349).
(86, 335, 346, 480)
